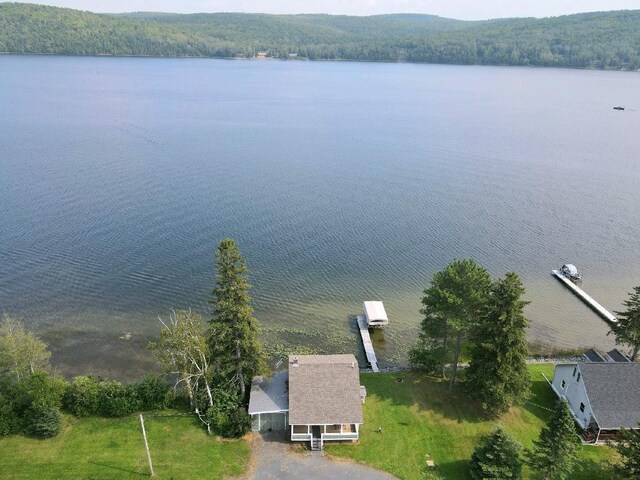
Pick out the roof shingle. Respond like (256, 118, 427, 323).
(580, 363, 640, 429)
(288, 354, 363, 425)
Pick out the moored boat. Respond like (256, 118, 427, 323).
(560, 264, 582, 282)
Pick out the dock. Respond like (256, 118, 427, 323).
(357, 315, 379, 372)
(551, 270, 617, 323)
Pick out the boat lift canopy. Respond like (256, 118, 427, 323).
(363, 301, 389, 327)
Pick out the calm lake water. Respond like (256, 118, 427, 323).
(1, 55, 639, 379)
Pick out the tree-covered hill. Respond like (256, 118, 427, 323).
(1, 2, 639, 69)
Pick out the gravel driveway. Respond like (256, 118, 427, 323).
(244, 431, 399, 480)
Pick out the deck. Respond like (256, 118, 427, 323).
(551, 270, 617, 323)
(357, 315, 379, 372)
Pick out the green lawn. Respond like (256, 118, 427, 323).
(326, 364, 616, 480)
(0, 411, 249, 479)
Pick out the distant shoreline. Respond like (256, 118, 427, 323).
(1, 52, 639, 73)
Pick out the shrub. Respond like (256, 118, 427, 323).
(0, 391, 20, 436)
(408, 343, 443, 374)
(63, 376, 101, 417)
(23, 405, 62, 438)
(136, 374, 171, 410)
(204, 388, 250, 438)
(97, 381, 140, 417)
(14, 371, 67, 412)
(470, 426, 522, 480)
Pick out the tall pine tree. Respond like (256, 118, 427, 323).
(420, 259, 491, 389)
(614, 425, 640, 479)
(611, 286, 640, 361)
(208, 238, 265, 400)
(466, 272, 531, 414)
(527, 399, 579, 480)
(470, 426, 523, 480)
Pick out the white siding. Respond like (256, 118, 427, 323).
(551, 363, 595, 429)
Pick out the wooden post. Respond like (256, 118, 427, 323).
(139, 414, 154, 477)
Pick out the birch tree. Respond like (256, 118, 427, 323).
(148, 309, 214, 410)
(0, 314, 51, 383)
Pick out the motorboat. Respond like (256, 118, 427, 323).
(560, 264, 582, 282)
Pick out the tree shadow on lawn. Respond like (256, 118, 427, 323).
(572, 456, 616, 480)
(88, 461, 147, 477)
(362, 371, 491, 424)
(521, 374, 557, 423)
(425, 458, 471, 480)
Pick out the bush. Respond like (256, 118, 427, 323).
(136, 374, 171, 410)
(470, 426, 522, 480)
(63, 376, 101, 417)
(23, 405, 62, 438)
(14, 371, 67, 412)
(0, 390, 20, 436)
(408, 344, 443, 374)
(204, 389, 250, 438)
(97, 381, 140, 417)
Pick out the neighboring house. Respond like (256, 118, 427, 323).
(248, 354, 364, 450)
(551, 361, 640, 442)
(583, 347, 631, 363)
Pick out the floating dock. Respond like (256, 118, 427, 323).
(551, 270, 617, 323)
(357, 315, 379, 372)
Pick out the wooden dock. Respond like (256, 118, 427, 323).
(357, 315, 379, 372)
(551, 270, 617, 323)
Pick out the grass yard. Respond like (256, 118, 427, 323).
(0, 411, 249, 479)
(326, 364, 616, 480)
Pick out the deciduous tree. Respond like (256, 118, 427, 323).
(149, 309, 214, 409)
(466, 272, 531, 414)
(0, 314, 51, 382)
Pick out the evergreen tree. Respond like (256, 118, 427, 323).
(470, 426, 523, 480)
(466, 272, 531, 414)
(611, 286, 640, 361)
(208, 239, 265, 400)
(613, 425, 640, 479)
(420, 259, 491, 389)
(527, 400, 579, 480)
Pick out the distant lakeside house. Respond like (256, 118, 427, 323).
(551, 349, 640, 443)
(248, 354, 364, 450)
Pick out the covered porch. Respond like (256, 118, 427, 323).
(291, 423, 359, 445)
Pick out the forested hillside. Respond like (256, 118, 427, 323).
(1, 3, 640, 69)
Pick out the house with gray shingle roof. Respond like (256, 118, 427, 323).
(249, 354, 364, 450)
(551, 362, 640, 442)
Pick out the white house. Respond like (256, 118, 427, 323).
(249, 354, 364, 450)
(551, 362, 640, 442)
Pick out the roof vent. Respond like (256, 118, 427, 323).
(292, 356, 299, 367)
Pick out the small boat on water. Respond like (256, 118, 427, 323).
(560, 264, 582, 282)
(613, 106, 625, 111)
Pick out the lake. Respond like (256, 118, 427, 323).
(1, 55, 639, 379)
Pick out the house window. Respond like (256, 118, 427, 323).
(561, 380, 566, 389)
(572, 367, 577, 377)
(576, 372, 581, 382)
(579, 402, 585, 413)
(292, 425, 308, 434)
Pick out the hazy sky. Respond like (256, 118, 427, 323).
(9, 0, 640, 20)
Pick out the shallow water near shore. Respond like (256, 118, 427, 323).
(1, 55, 639, 379)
